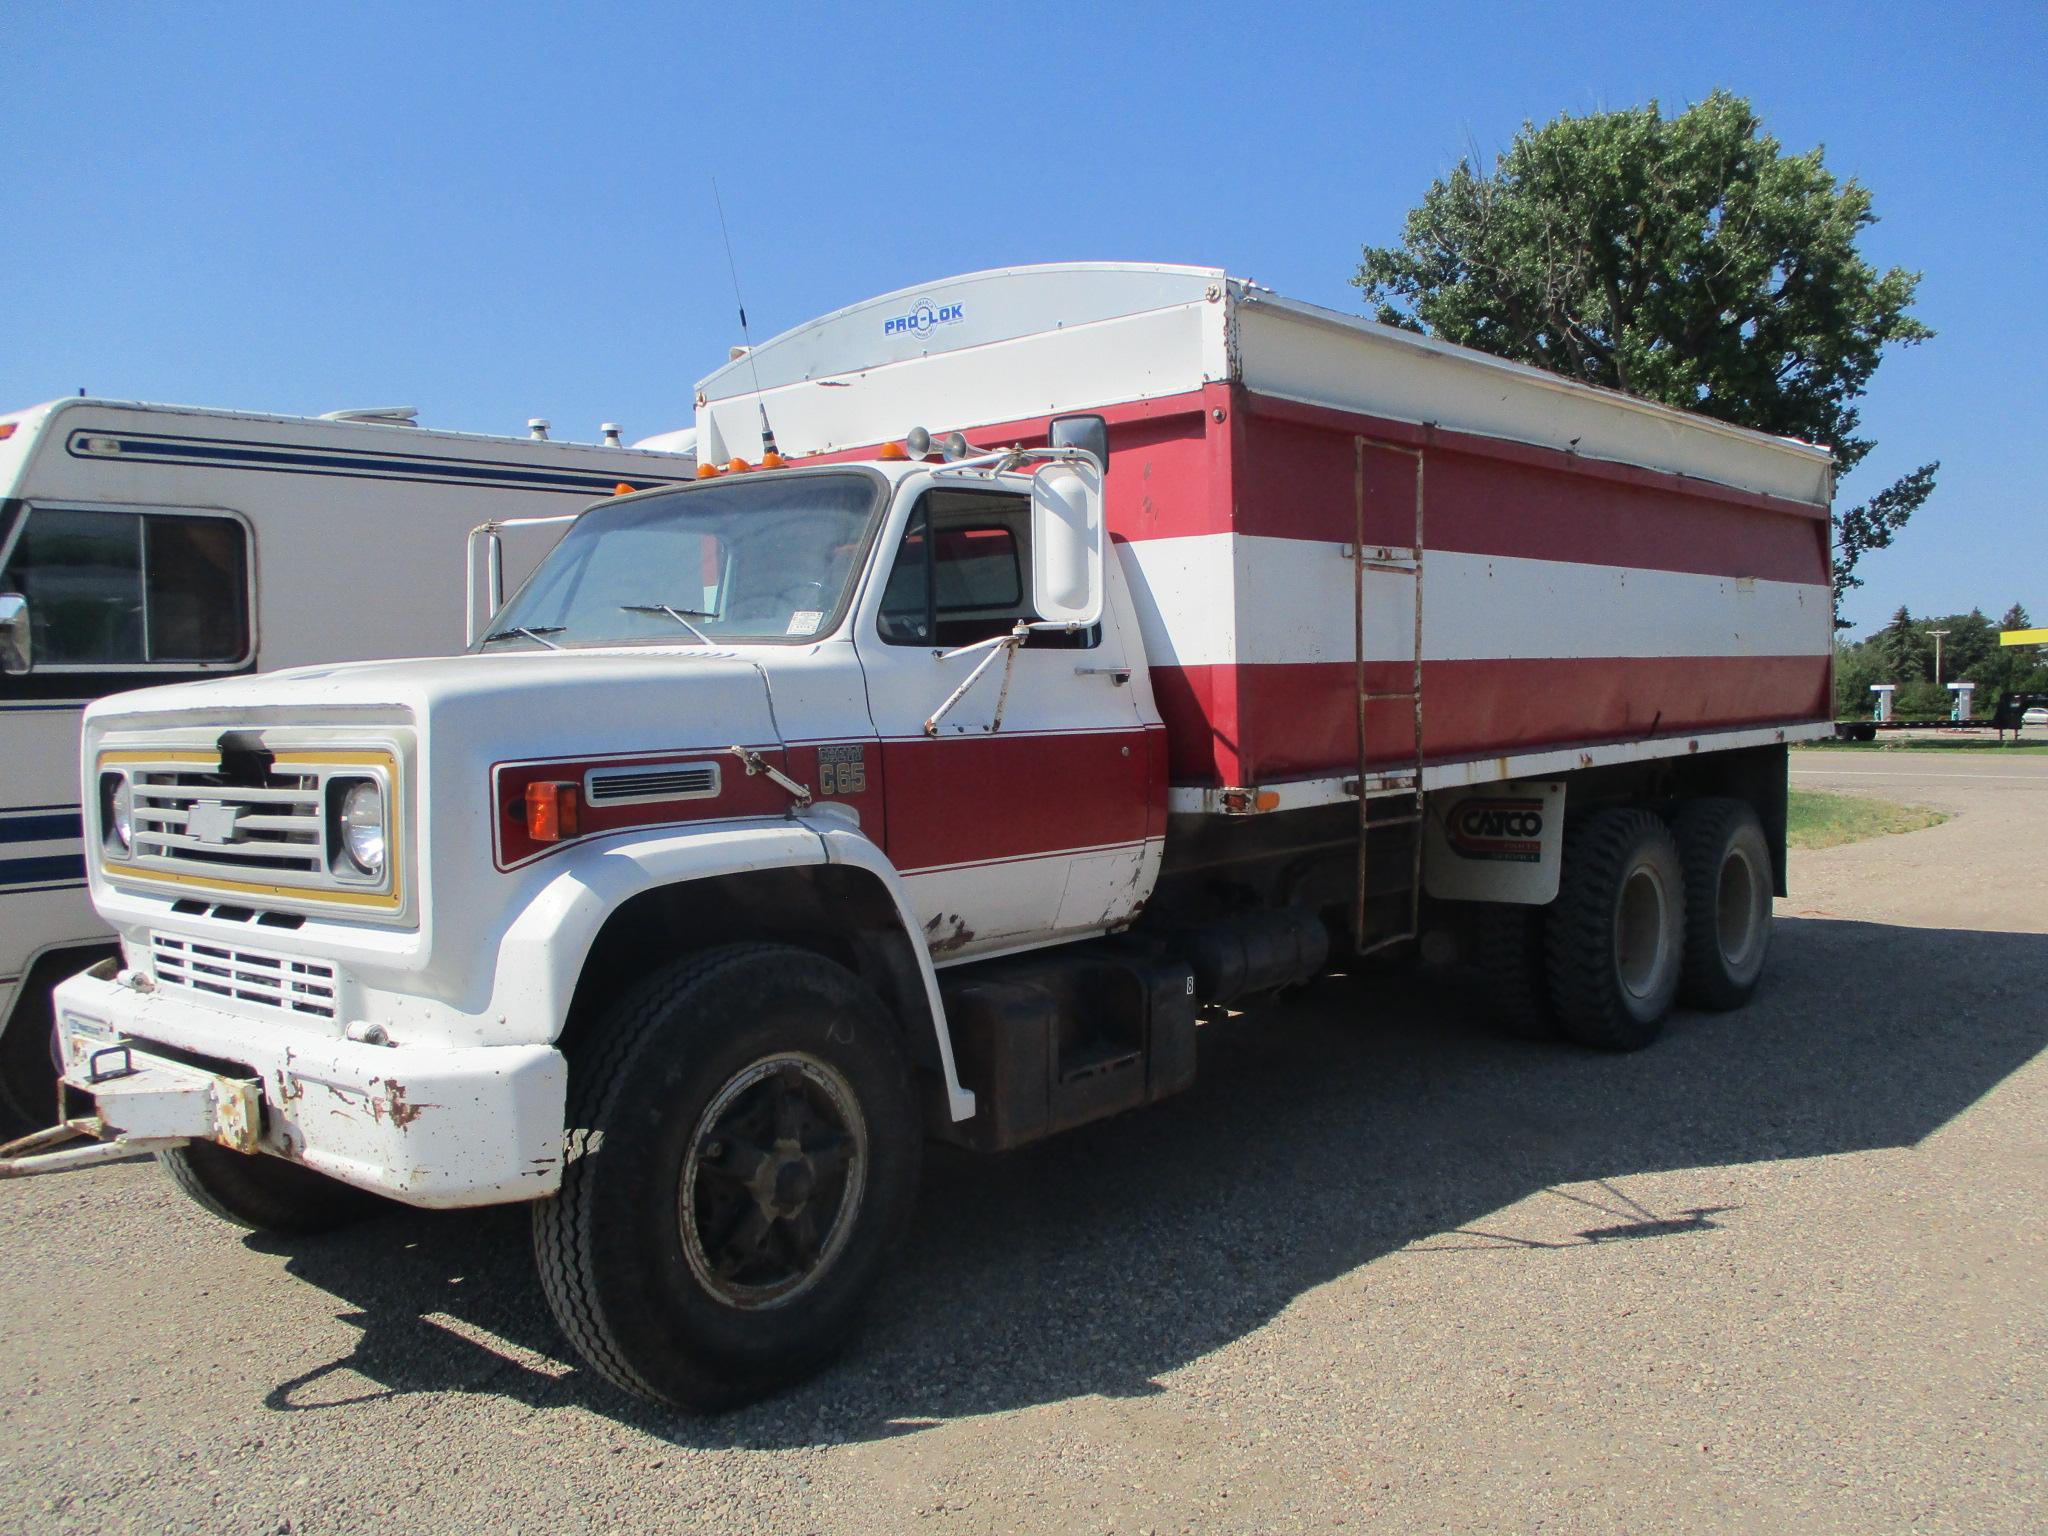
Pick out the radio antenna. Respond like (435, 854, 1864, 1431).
(711, 177, 779, 462)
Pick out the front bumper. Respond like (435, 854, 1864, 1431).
(34, 965, 567, 1207)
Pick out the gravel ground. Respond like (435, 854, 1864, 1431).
(2, 751, 2043, 1534)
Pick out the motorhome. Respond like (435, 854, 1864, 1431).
(0, 398, 694, 1128)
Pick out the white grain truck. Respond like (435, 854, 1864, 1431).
(0, 398, 694, 1130)
(5, 267, 1833, 1409)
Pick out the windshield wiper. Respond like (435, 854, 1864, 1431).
(481, 625, 564, 649)
(621, 603, 718, 646)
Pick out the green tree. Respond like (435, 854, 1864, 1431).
(1874, 605, 1926, 682)
(1832, 637, 1883, 717)
(1354, 91, 1936, 622)
(1921, 608, 1995, 685)
(2000, 602, 2033, 633)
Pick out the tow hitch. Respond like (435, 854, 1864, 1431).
(0, 1047, 262, 1179)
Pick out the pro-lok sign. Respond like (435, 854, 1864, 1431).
(883, 298, 964, 338)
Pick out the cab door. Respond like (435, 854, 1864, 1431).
(853, 476, 1153, 961)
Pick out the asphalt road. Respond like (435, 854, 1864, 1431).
(3, 750, 2043, 1534)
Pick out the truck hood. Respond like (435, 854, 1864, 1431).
(81, 647, 815, 756)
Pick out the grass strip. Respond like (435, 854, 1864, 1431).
(1798, 736, 2048, 754)
(1786, 788, 1949, 851)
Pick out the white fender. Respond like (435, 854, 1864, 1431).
(486, 816, 974, 1122)
(812, 820, 975, 1122)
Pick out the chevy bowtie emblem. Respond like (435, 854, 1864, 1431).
(185, 800, 243, 845)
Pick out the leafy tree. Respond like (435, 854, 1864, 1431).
(1354, 91, 1935, 623)
(1832, 637, 1884, 717)
(2000, 602, 2033, 632)
(1919, 609, 1995, 684)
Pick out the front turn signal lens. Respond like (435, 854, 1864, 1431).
(525, 781, 581, 842)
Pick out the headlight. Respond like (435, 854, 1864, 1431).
(101, 772, 132, 854)
(337, 780, 386, 876)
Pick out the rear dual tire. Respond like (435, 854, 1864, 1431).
(1545, 808, 1687, 1051)
(1491, 799, 1772, 1050)
(1673, 799, 1774, 1011)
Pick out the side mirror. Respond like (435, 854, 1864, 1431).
(1030, 460, 1103, 628)
(1049, 413, 1108, 473)
(0, 593, 30, 675)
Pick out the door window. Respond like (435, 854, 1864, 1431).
(877, 486, 1097, 650)
(0, 507, 251, 668)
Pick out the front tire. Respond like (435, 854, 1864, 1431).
(1545, 808, 1686, 1051)
(158, 1142, 389, 1234)
(533, 944, 921, 1410)
(1674, 799, 1773, 1011)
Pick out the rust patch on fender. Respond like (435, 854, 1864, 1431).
(925, 912, 976, 957)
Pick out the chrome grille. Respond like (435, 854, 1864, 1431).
(151, 932, 338, 1019)
(131, 767, 325, 877)
(99, 748, 401, 913)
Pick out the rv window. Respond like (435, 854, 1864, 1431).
(0, 508, 250, 668)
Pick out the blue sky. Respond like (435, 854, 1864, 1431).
(4, 1, 2041, 636)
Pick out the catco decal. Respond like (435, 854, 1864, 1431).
(1447, 798, 1544, 862)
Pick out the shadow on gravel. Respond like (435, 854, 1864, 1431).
(257, 916, 2048, 1446)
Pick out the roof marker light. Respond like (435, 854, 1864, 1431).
(613, 482, 635, 495)
(878, 441, 909, 461)
(726, 457, 753, 474)
(696, 463, 721, 479)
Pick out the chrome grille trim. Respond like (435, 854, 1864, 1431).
(98, 751, 400, 911)
(130, 766, 325, 878)
(151, 932, 339, 1020)
(584, 760, 722, 806)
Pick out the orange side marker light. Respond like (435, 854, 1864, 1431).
(524, 781, 581, 842)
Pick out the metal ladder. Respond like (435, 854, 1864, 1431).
(1350, 437, 1426, 955)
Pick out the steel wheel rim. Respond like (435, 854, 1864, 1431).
(678, 1052, 867, 1311)
(1716, 843, 1766, 971)
(1615, 863, 1671, 1001)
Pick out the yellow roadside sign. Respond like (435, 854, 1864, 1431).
(1999, 628, 2048, 646)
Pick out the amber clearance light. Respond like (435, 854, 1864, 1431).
(524, 781, 581, 842)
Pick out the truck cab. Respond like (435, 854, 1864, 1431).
(34, 434, 1167, 1408)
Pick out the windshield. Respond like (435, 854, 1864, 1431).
(479, 471, 883, 650)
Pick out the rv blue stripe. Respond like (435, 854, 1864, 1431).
(0, 854, 88, 887)
(0, 813, 82, 844)
(66, 430, 686, 497)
